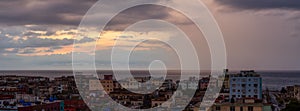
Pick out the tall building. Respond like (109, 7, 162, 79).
(100, 75, 114, 94)
(220, 69, 230, 89)
(229, 70, 262, 100)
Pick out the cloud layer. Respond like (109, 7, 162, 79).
(0, 25, 95, 56)
(214, 0, 300, 10)
(0, 0, 96, 25)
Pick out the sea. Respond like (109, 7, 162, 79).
(0, 70, 299, 91)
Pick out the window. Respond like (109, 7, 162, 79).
(242, 84, 246, 87)
(216, 106, 221, 110)
(248, 106, 253, 111)
(242, 89, 246, 93)
(242, 78, 246, 82)
(240, 107, 243, 111)
(254, 95, 258, 98)
(230, 106, 235, 111)
(254, 84, 258, 87)
(232, 89, 236, 92)
(232, 84, 236, 87)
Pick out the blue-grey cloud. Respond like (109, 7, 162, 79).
(214, 0, 300, 10)
(0, 0, 176, 27)
(0, 0, 96, 26)
(0, 25, 95, 49)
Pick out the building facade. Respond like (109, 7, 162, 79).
(229, 70, 262, 100)
(209, 103, 271, 111)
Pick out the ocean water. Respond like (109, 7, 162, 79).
(0, 70, 299, 90)
(259, 71, 300, 90)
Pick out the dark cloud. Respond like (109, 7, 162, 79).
(44, 31, 56, 36)
(104, 4, 170, 31)
(23, 31, 43, 37)
(0, 36, 74, 49)
(0, 33, 93, 49)
(0, 1, 190, 29)
(50, 46, 63, 50)
(26, 25, 49, 31)
(105, 4, 192, 31)
(26, 25, 77, 36)
(76, 37, 95, 43)
(214, 0, 300, 10)
(18, 38, 74, 48)
(0, 0, 96, 26)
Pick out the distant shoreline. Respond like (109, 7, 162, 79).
(1, 69, 300, 72)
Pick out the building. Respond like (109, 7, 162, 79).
(118, 79, 140, 90)
(286, 86, 295, 98)
(203, 97, 272, 111)
(229, 70, 262, 100)
(219, 69, 230, 89)
(179, 80, 198, 90)
(199, 77, 210, 90)
(89, 80, 102, 91)
(151, 98, 166, 107)
(293, 85, 300, 101)
(64, 100, 89, 111)
(188, 79, 199, 90)
(208, 102, 271, 111)
(0, 94, 17, 111)
(100, 75, 114, 94)
(16, 94, 38, 103)
(18, 100, 64, 111)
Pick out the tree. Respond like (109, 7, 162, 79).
(143, 94, 152, 108)
(281, 87, 287, 94)
(230, 97, 235, 103)
(282, 99, 300, 111)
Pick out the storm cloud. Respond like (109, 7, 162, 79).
(0, 0, 188, 28)
(0, 0, 96, 26)
(214, 0, 300, 10)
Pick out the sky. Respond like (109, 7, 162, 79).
(0, 0, 299, 70)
